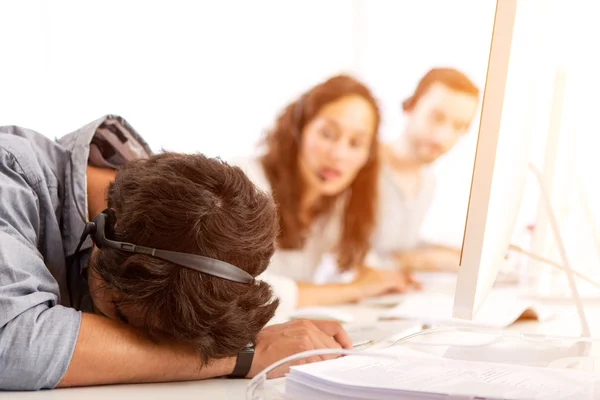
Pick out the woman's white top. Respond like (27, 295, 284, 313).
(231, 156, 346, 313)
(230, 156, 435, 312)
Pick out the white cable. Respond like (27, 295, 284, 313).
(245, 348, 400, 400)
(508, 244, 600, 290)
(528, 162, 591, 337)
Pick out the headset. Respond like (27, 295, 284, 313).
(76, 208, 255, 284)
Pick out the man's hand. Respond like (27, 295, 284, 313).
(247, 319, 352, 378)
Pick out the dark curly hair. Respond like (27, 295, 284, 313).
(91, 152, 279, 364)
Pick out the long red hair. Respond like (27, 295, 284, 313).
(260, 74, 380, 271)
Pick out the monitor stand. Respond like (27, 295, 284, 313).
(517, 163, 592, 337)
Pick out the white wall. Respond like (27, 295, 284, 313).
(0, 0, 355, 158)
(1, 0, 497, 250)
(3, 0, 597, 293)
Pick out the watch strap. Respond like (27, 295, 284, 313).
(228, 344, 255, 378)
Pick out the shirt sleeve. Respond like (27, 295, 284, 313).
(0, 148, 81, 390)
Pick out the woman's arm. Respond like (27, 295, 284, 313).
(295, 267, 413, 307)
(394, 246, 461, 272)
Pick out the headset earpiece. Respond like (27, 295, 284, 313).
(75, 221, 97, 250)
(91, 209, 114, 249)
(83, 222, 96, 237)
(104, 208, 116, 239)
(71, 219, 98, 268)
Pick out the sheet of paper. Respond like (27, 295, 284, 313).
(379, 288, 553, 328)
(287, 347, 599, 400)
(344, 321, 423, 348)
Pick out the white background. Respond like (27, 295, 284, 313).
(5, 0, 598, 278)
(0, 0, 496, 250)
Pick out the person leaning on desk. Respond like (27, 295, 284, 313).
(232, 74, 415, 312)
(0, 116, 351, 391)
(371, 67, 481, 272)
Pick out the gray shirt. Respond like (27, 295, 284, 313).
(0, 116, 150, 390)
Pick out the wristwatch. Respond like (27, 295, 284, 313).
(228, 343, 255, 378)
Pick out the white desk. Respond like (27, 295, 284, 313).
(5, 297, 600, 400)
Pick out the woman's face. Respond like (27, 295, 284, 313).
(298, 95, 376, 196)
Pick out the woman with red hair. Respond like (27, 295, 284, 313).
(234, 75, 410, 311)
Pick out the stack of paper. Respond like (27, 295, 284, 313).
(379, 288, 554, 329)
(285, 347, 599, 399)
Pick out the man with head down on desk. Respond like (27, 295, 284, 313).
(0, 115, 350, 390)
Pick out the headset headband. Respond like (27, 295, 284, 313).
(85, 209, 255, 284)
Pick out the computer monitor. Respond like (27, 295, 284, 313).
(452, 0, 523, 320)
(452, 0, 591, 332)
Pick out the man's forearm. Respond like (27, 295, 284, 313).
(58, 313, 235, 387)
